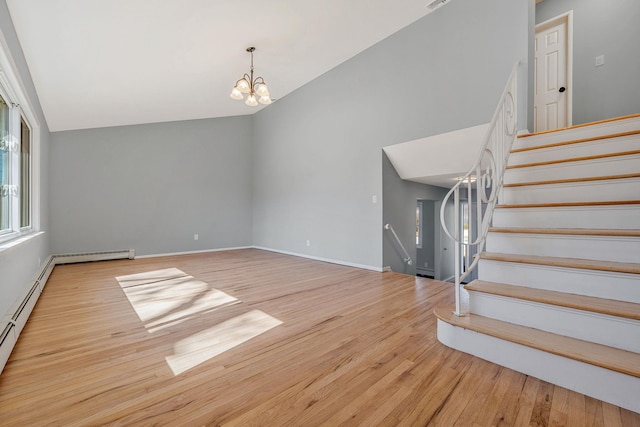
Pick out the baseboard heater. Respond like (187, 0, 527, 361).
(0, 249, 135, 374)
(53, 249, 135, 265)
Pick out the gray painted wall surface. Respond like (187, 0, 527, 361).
(383, 154, 448, 276)
(50, 117, 253, 256)
(0, 0, 51, 320)
(536, 0, 640, 124)
(382, 153, 448, 275)
(252, 0, 528, 269)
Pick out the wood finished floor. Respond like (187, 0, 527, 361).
(0, 249, 638, 426)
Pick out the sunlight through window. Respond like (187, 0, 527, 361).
(115, 268, 283, 375)
(116, 268, 240, 332)
(165, 309, 282, 375)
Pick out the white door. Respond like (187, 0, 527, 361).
(535, 13, 572, 132)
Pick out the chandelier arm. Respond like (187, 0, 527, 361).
(235, 74, 251, 87)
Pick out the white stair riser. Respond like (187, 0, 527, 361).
(510, 134, 640, 166)
(437, 118, 640, 417)
(485, 233, 640, 263)
(514, 117, 640, 150)
(501, 178, 640, 205)
(493, 205, 640, 229)
(468, 291, 640, 353)
(437, 320, 640, 414)
(504, 155, 640, 184)
(478, 259, 640, 303)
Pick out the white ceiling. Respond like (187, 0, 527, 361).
(6, 0, 441, 132)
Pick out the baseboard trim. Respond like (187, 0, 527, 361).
(252, 246, 383, 272)
(135, 246, 253, 259)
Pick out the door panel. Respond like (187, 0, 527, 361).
(535, 18, 569, 132)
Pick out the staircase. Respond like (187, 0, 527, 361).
(435, 114, 640, 413)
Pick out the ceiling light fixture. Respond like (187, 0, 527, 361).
(230, 47, 272, 107)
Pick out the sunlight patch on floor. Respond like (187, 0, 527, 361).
(116, 268, 239, 332)
(115, 268, 283, 375)
(165, 309, 283, 375)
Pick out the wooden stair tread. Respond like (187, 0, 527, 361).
(434, 306, 640, 378)
(465, 280, 640, 321)
(506, 149, 640, 170)
(496, 200, 640, 209)
(488, 227, 640, 237)
(512, 130, 640, 153)
(504, 173, 640, 188)
(517, 113, 640, 138)
(480, 252, 640, 275)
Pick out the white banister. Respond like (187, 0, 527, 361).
(440, 62, 519, 316)
(384, 223, 413, 266)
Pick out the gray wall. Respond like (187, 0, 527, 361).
(536, 0, 640, 124)
(383, 151, 448, 275)
(252, 0, 529, 269)
(50, 117, 253, 256)
(0, 0, 51, 319)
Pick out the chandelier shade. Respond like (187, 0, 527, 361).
(230, 47, 272, 107)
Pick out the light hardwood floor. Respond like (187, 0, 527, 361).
(0, 249, 638, 426)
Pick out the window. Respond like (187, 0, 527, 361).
(0, 90, 32, 241)
(0, 36, 39, 245)
(416, 203, 422, 248)
(0, 95, 8, 231)
(20, 117, 31, 228)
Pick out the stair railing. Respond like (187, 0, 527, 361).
(440, 62, 519, 316)
(384, 224, 413, 266)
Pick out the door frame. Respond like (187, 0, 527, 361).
(535, 10, 574, 130)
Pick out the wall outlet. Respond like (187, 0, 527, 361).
(595, 55, 605, 67)
(372, 195, 378, 204)
(306, 240, 311, 247)
(194, 234, 199, 240)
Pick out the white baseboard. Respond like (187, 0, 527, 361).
(135, 246, 253, 259)
(252, 246, 384, 272)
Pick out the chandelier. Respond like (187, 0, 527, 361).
(230, 47, 271, 106)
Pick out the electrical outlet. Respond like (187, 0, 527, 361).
(306, 240, 311, 247)
(194, 234, 199, 240)
(595, 55, 605, 67)
(372, 195, 377, 204)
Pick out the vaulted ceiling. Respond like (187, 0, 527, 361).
(7, 0, 443, 131)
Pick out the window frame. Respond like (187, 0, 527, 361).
(0, 37, 40, 245)
(19, 115, 32, 230)
(416, 202, 422, 249)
